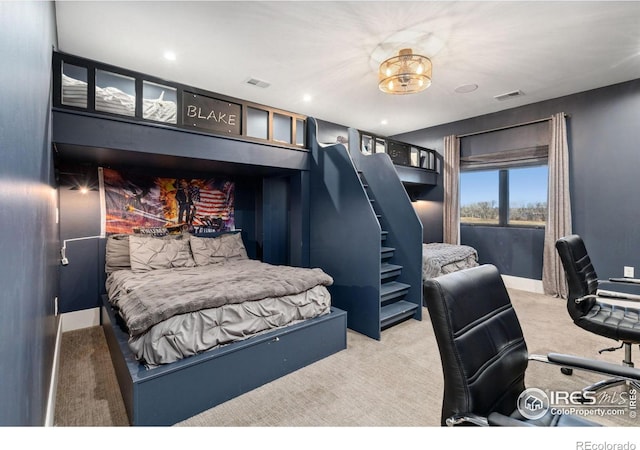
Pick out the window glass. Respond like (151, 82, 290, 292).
(247, 107, 268, 140)
(61, 63, 87, 108)
(95, 70, 135, 116)
(361, 135, 373, 155)
(295, 118, 305, 146)
(273, 113, 291, 144)
(508, 165, 548, 226)
(410, 147, 420, 167)
(460, 170, 499, 225)
(142, 81, 177, 123)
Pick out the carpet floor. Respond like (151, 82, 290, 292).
(54, 288, 640, 428)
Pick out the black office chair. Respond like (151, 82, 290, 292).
(424, 264, 640, 427)
(555, 234, 640, 392)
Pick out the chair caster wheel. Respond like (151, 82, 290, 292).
(561, 367, 573, 376)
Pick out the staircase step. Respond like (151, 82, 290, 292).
(380, 300, 419, 329)
(380, 281, 411, 302)
(380, 231, 388, 241)
(380, 263, 402, 280)
(381, 246, 395, 259)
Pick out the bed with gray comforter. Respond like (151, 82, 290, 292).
(422, 242, 479, 280)
(104, 233, 333, 367)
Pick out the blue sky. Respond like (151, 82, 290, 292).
(460, 166, 548, 206)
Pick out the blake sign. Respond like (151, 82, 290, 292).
(182, 91, 241, 135)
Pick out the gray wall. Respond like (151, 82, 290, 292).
(395, 79, 640, 280)
(0, 1, 59, 425)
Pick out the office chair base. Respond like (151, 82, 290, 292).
(583, 377, 640, 394)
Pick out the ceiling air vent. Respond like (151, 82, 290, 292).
(245, 77, 270, 88)
(494, 89, 524, 101)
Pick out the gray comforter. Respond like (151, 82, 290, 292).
(422, 243, 479, 280)
(106, 259, 334, 337)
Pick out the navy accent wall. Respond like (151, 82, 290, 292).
(461, 226, 545, 279)
(0, 2, 58, 425)
(394, 79, 640, 281)
(56, 162, 263, 313)
(262, 177, 289, 265)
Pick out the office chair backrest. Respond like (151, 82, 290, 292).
(424, 264, 528, 425)
(555, 235, 599, 320)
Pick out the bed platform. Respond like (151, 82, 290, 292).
(101, 295, 347, 426)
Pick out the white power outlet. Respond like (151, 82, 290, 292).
(624, 266, 635, 278)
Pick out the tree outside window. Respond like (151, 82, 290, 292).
(460, 165, 547, 227)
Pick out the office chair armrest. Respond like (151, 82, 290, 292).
(445, 413, 489, 427)
(575, 294, 598, 304)
(596, 289, 640, 302)
(530, 353, 640, 382)
(608, 277, 640, 286)
(487, 412, 535, 427)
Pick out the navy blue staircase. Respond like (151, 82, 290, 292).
(359, 170, 420, 330)
(308, 119, 422, 340)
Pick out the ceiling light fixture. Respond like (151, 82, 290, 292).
(378, 48, 432, 95)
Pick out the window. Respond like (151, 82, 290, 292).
(273, 113, 292, 144)
(460, 170, 499, 225)
(508, 166, 548, 226)
(460, 165, 547, 227)
(246, 107, 268, 140)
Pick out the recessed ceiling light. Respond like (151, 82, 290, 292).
(454, 83, 478, 94)
(381, 119, 388, 125)
(163, 51, 176, 61)
(303, 94, 312, 102)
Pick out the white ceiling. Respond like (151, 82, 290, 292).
(55, 1, 640, 136)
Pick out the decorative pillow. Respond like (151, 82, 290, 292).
(105, 232, 190, 273)
(189, 233, 248, 266)
(105, 234, 132, 273)
(129, 235, 196, 272)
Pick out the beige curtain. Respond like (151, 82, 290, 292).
(443, 135, 460, 245)
(542, 113, 572, 297)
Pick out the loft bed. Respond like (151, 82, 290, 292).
(52, 51, 307, 156)
(52, 51, 347, 425)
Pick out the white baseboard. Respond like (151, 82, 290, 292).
(501, 274, 544, 294)
(45, 316, 63, 427)
(61, 307, 101, 332)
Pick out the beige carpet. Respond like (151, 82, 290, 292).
(54, 289, 640, 428)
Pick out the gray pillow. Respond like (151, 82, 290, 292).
(105, 234, 132, 273)
(129, 234, 196, 272)
(189, 233, 248, 266)
(105, 232, 190, 273)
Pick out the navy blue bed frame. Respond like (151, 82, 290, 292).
(101, 295, 347, 426)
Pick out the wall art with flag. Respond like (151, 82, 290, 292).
(99, 167, 235, 235)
